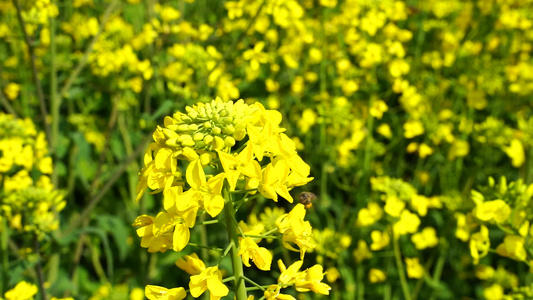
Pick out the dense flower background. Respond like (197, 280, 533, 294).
(1, 0, 533, 299)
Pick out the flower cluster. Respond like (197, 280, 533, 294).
(134, 98, 327, 299)
(0, 113, 64, 236)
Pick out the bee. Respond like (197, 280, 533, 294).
(298, 192, 317, 209)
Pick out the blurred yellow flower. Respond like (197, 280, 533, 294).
(368, 268, 386, 283)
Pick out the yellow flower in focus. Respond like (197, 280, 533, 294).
(258, 159, 293, 203)
(411, 227, 439, 250)
(4, 83, 21, 100)
(175, 253, 206, 275)
(238, 237, 273, 271)
(278, 259, 303, 285)
(189, 266, 229, 300)
(295, 265, 332, 295)
(217, 144, 261, 191)
(145, 285, 186, 300)
(179, 159, 225, 217)
(276, 204, 316, 259)
(4, 281, 38, 300)
(369, 268, 386, 283)
(370, 230, 390, 251)
(264, 285, 295, 300)
(405, 258, 424, 279)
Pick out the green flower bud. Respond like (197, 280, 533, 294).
(200, 153, 212, 165)
(188, 124, 198, 131)
(193, 132, 204, 141)
(195, 141, 206, 148)
(213, 136, 225, 150)
(199, 108, 207, 118)
(180, 135, 195, 147)
(222, 117, 233, 124)
(212, 127, 221, 135)
(224, 136, 236, 148)
(164, 116, 176, 127)
(181, 115, 192, 123)
(203, 135, 214, 145)
(204, 121, 212, 128)
(220, 109, 228, 117)
(187, 110, 198, 119)
(177, 124, 189, 132)
(165, 138, 180, 147)
(162, 128, 178, 139)
(234, 128, 246, 141)
(178, 134, 191, 143)
(223, 125, 235, 135)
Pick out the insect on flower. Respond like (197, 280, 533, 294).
(298, 192, 317, 209)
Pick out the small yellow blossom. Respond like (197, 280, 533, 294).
(145, 285, 186, 300)
(411, 227, 439, 250)
(353, 240, 372, 262)
(393, 210, 421, 236)
(4, 281, 38, 300)
(376, 124, 392, 139)
(238, 237, 273, 271)
(175, 253, 205, 275)
(504, 139, 525, 167)
(483, 283, 504, 300)
(189, 266, 229, 300)
(495, 235, 527, 261)
(370, 230, 390, 251)
(403, 120, 425, 139)
(356, 202, 383, 227)
(369, 268, 386, 283)
(4, 83, 21, 100)
(405, 257, 424, 279)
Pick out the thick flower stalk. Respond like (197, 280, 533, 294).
(133, 98, 328, 300)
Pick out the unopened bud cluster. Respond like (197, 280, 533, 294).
(154, 99, 259, 150)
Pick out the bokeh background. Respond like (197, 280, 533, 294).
(1, 0, 533, 299)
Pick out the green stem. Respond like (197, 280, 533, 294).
(197, 219, 220, 226)
(0, 218, 8, 294)
(392, 229, 412, 300)
(243, 275, 266, 291)
(223, 188, 247, 300)
(34, 235, 47, 300)
(49, 6, 59, 175)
